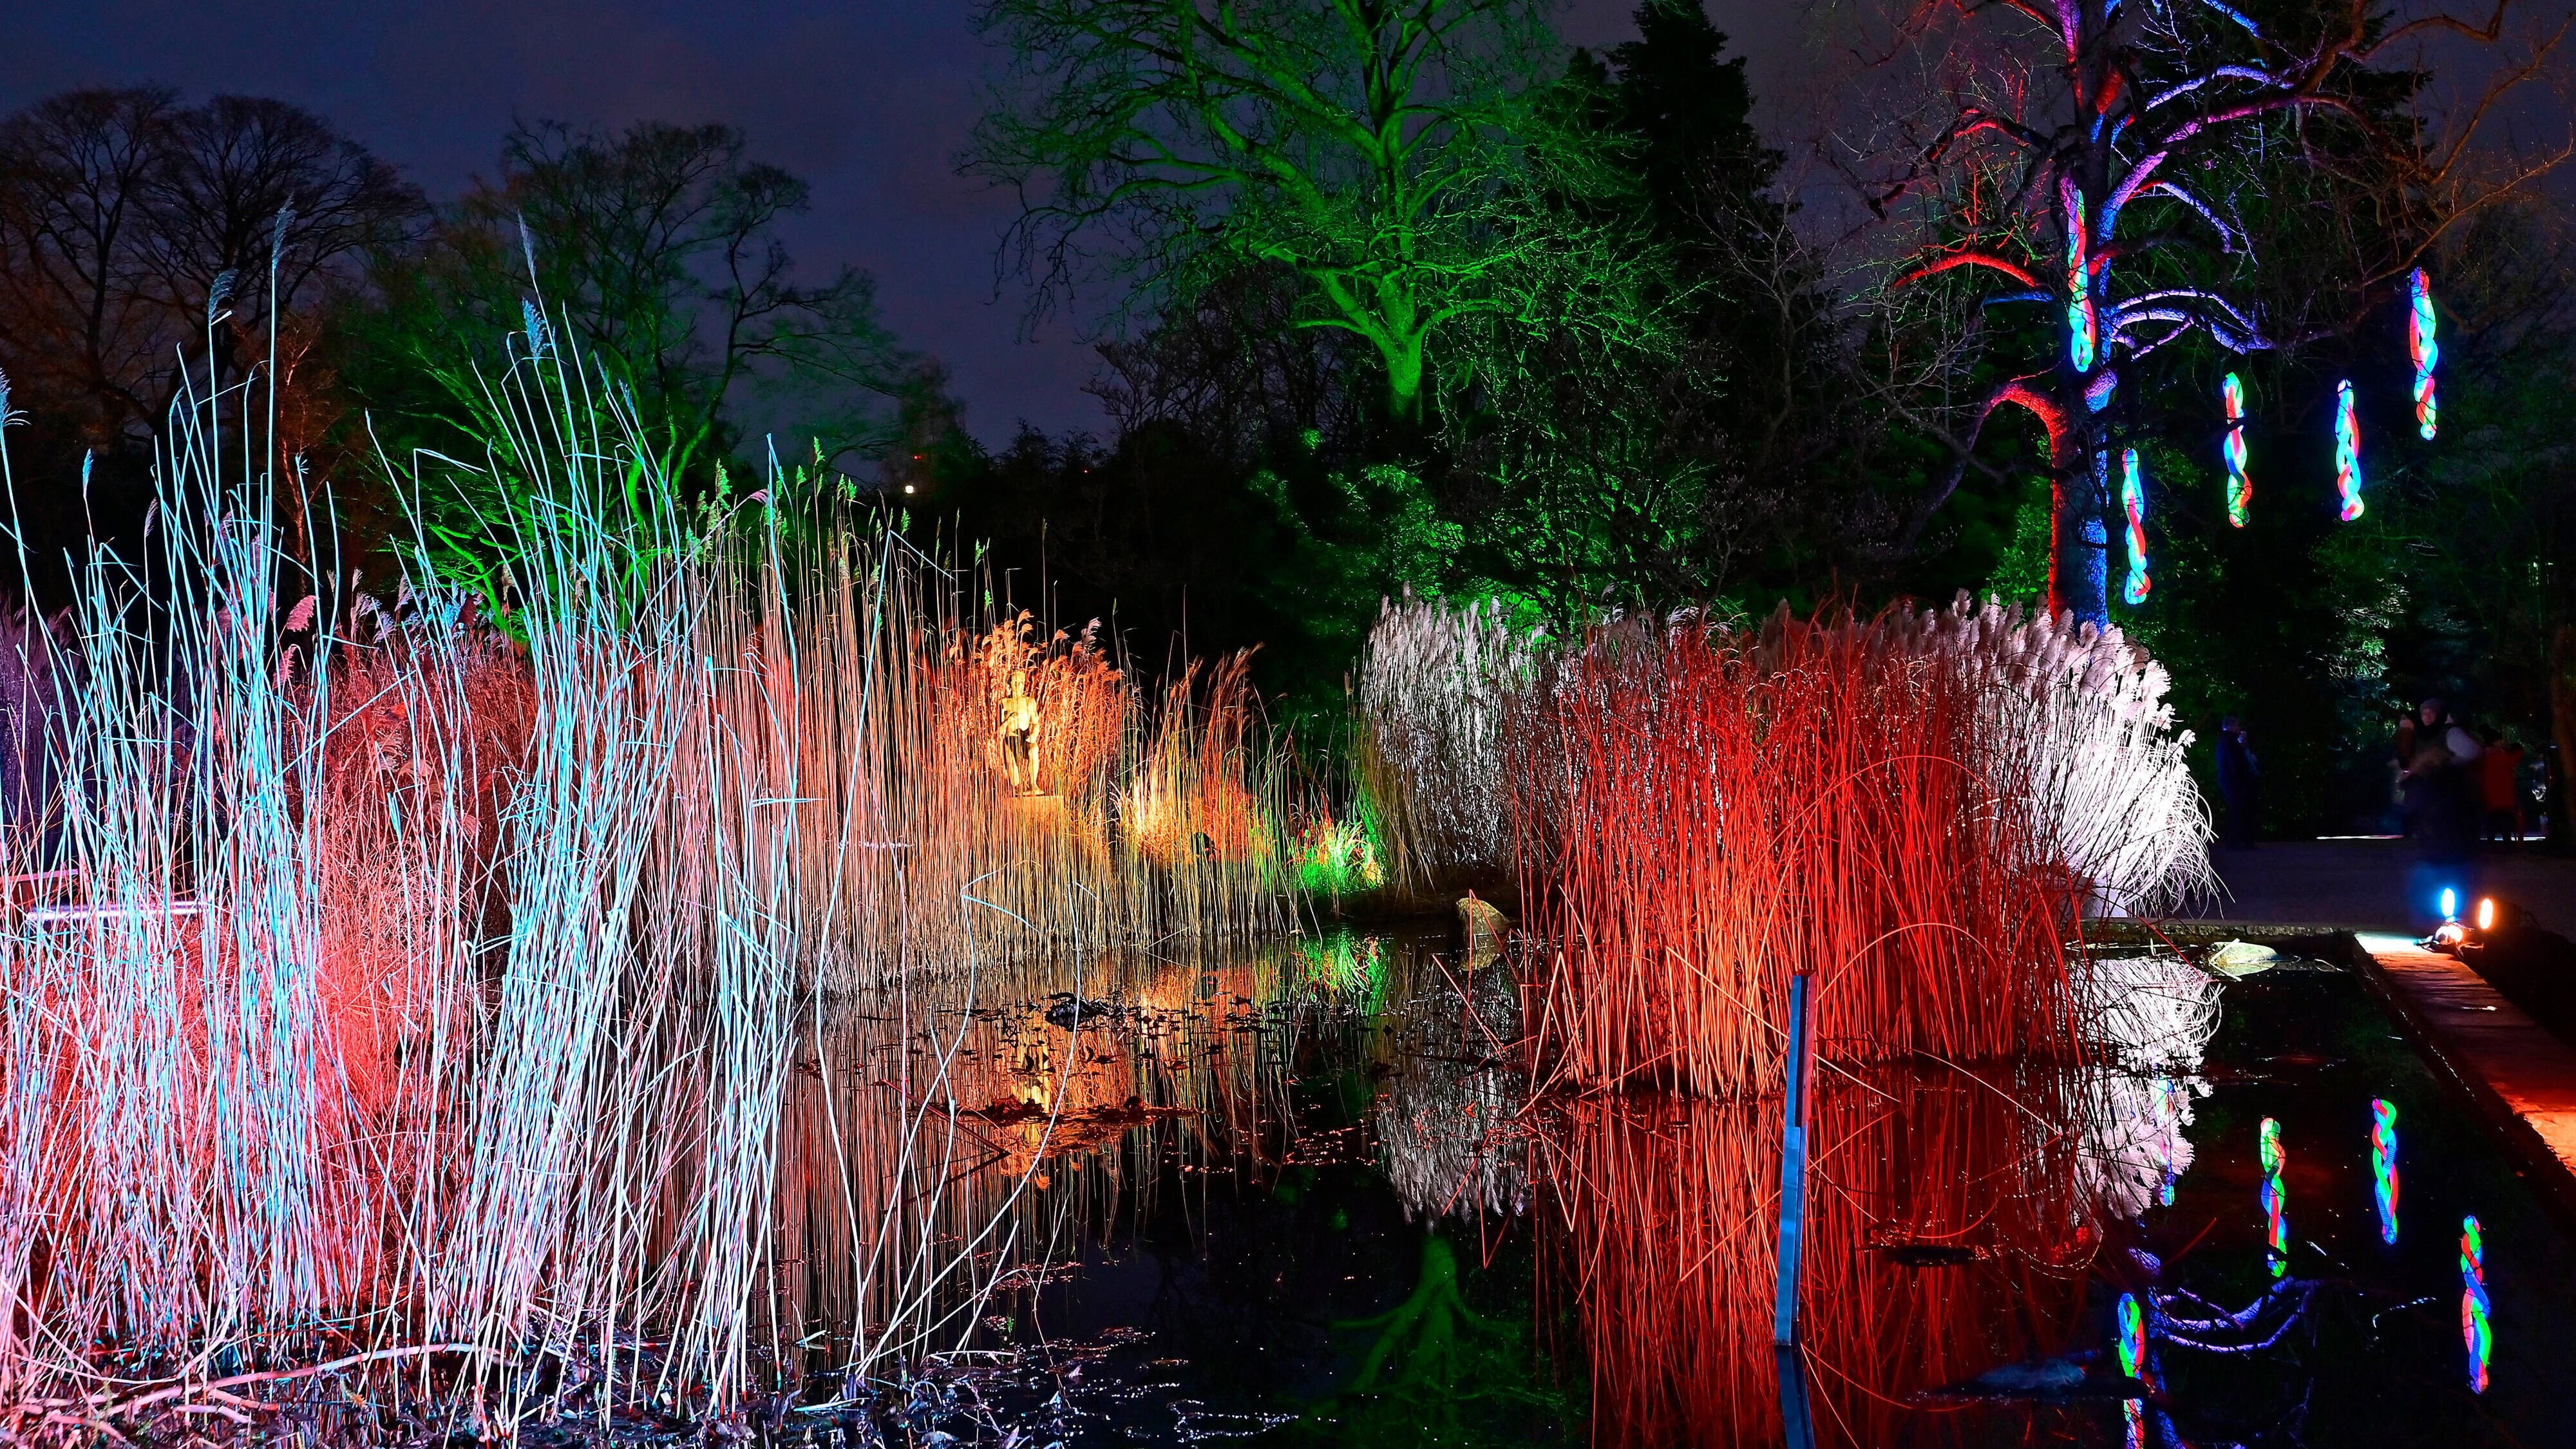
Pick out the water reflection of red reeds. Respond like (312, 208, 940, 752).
(1542, 1065, 2098, 1447)
(1508, 612, 2081, 1097)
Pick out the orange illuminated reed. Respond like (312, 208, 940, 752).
(1500, 599, 2210, 1097)
(0, 317, 1300, 1432)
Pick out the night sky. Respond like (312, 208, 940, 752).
(8, 3, 2555, 443)
(1, 0, 1821, 442)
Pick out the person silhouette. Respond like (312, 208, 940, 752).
(999, 669, 1043, 795)
(2214, 716, 2260, 849)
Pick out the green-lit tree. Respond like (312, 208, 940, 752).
(1446, 1, 1871, 612)
(967, 0, 1664, 427)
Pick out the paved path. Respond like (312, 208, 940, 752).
(2186, 838, 2576, 936)
(2353, 931, 2576, 1229)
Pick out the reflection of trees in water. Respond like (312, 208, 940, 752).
(761, 940, 1352, 1378)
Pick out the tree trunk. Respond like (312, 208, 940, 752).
(2047, 429, 2110, 629)
(1383, 338, 1426, 424)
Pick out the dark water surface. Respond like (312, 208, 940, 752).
(771, 936, 2576, 1448)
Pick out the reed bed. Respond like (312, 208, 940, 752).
(0, 319, 1306, 1435)
(1353, 593, 1540, 895)
(1506, 607, 2086, 1097)
(1339, 590, 2210, 1097)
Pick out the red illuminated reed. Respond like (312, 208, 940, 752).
(1507, 607, 2085, 1097)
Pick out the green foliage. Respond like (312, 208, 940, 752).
(337, 119, 934, 578)
(971, 0, 1667, 421)
(1984, 482, 2051, 609)
(1294, 1233, 1580, 1445)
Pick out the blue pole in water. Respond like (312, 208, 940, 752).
(1774, 971, 1814, 1347)
(1775, 1345, 1817, 1449)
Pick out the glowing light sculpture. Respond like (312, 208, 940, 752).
(2087, 370, 2118, 413)
(2116, 1291, 2149, 1447)
(2221, 373, 2251, 527)
(2462, 1215, 2491, 1394)
(2119, 448, 2150, 605)
(2370, 1099, 2399, 1245)
(2067, 190, 2098, 374)
(2259, 1117, 2288, 1278)
(2409, 268, 2438, 440)
(2334, 380, 2364, 521)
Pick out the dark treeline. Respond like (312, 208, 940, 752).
(1, 0, 2568, 837)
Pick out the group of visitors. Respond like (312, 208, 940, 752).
(2206, 699, 2536, 855)
(2394, 699, 2529, 863)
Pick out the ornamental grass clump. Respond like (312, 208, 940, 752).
(1353, 593, 1540, 895)
(1466, 596, 2208, 1097)
(1508, 607, 2083, 1097)
(0, 305, 1308, 1434)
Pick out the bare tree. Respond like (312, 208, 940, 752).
(0, 88, 187, 453)
(0, 88, 424, 455)
(1855, 0, 2565, 625)
(364, 120, 915, 492)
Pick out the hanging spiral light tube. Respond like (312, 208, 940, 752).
(2119, 447, 2150, 605)
(2371, 1098, 2400, 1246)
(2334, 381, 2365, 522)
(2067, 189, 2098, 375)
(2221, 373, 2251, 527)
(2462, 1215, 2491, 1394)
(2409, 268, 2438, 441)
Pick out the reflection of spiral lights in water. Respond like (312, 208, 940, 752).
(2461, 1215, 2490, 1394)
(2259, 1118, 2288, 1278)
(2116, 1292, 2149, 1449)
(2371, 1099, 2400, 1246)
(1539, 1064, 2107, 1446)
(2073, 954, 2218, 1220)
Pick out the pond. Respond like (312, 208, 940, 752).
(624, 933, 2576, 1448)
